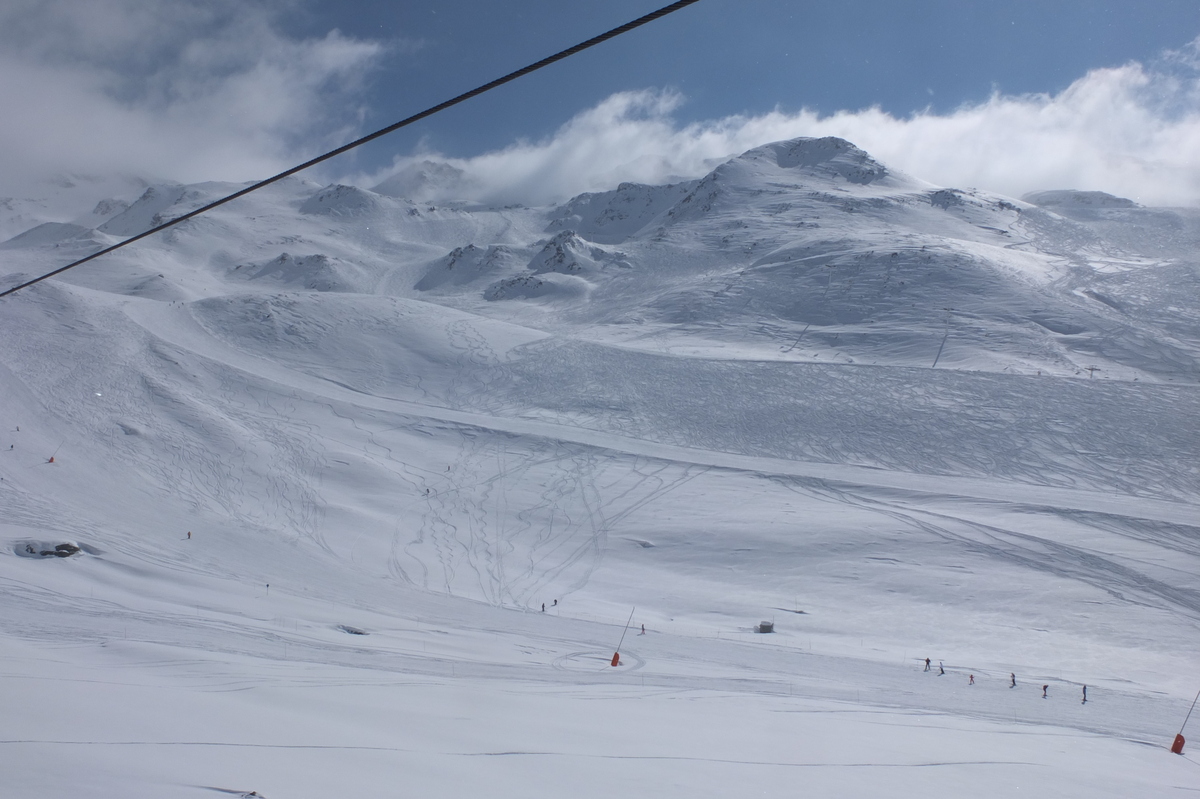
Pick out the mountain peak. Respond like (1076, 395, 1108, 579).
(373, 160, 469, 202)
(738, 136, 891, 185)
(1022, 189, 1138, 210)
(300, 184, 387, 217)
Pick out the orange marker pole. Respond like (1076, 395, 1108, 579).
(611, 607, 635, 667)
(1174, 688, 1200, 754)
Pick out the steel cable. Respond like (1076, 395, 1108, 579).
(0, 0, 703, 299)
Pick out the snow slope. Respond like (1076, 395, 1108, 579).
(1, 137, 1198, 797)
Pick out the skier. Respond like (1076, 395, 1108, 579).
(1042, 685, 1048, 699)
(187, 531, 191, 540)
(639, 624, 646, 635)
(938, 662, 945, 676)
(553, 599, 557, 606)
(969, 674, 974, 685)
(541, 603, 545, 612)
(924, 657, 931, 672)
(1010, 673, 1016, 688)
(1082, 685, 1087, 704)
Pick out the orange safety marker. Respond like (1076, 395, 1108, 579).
(1174, 688, 1200, 754)
(610, 607, 635, 667)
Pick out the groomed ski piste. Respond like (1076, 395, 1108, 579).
(1, 137, 1199, 797)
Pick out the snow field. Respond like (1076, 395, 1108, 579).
(1, 136, 1199, 795)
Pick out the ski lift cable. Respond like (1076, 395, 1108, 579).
(0, 0, 704, 300)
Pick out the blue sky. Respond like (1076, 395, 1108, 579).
(2, 0, 1200, 204)
(297, 0, 1200, 163)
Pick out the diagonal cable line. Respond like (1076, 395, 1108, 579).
(0, 0, 703, 300)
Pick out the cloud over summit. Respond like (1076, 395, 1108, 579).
(372, 38, 1200, 207)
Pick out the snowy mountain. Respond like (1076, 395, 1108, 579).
(1, 137, 1198, 797)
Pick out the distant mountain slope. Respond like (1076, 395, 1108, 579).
(2, 135, 1195, 505)
(4, 136, 1196, 380)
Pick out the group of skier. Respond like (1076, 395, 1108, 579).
(925, 657, 1088, 702)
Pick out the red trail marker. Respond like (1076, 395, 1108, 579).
(611, 607, 635, 667)
(1173, 688, 1200, 754)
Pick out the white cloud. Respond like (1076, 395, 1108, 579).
(5, 5, 1198, 212)
(0, 0, 384, 197)
(369, 38, 1200, 207)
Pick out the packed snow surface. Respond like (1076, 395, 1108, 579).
(1, 137, 1199, 797)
